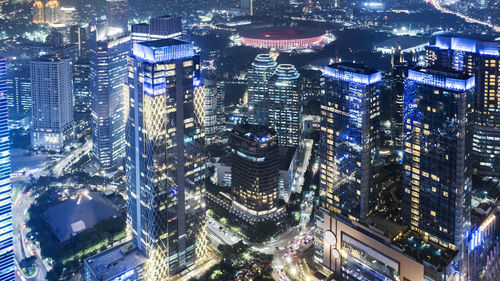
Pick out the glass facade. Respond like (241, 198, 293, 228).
(320, 62, 381, 222)
(127, 39, 206, 279)
(247, 54, 276, 126)
(230, 124, 279, 216)
(268, 64, 301, 147)
(426, 35, 500, 175)
(0, 57, 14, 281)
(90, 30, 130, 170)
(74, 58, 91, 114)
(402, 67, 473, 250)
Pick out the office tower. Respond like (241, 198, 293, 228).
(426, 35, 500, 176)
(131, 15, 182, 43)
(402, 67, 474, 252)
(59, 6, 78, 26)
(45, 0, 60, 24)
(0, 57, 14, 281)
(127, 39, 206, 279)
(106, 0, 128, 31)
(320, 62, 381, 221)
(33, 0, 44, 23)
(241, 0, 253, 15)
(30, 55, 74, 151)
(247, 54, 276, 126)
(74, 58, 90, 115)
(90, 28, 129, 171)
(203, 79, 225, 144)
(268, 64, 301, 147)
(46, 30, 65, 47)
(390, 44, 407, 160)
(7, 70, 31, 118)
(230, 124, 279, 217)
(70, 25, 88, 57)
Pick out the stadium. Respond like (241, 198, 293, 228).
(239, 27, 327, 50)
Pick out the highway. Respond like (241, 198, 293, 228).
(429, 0, 500, 32)
(51, 141, 92, 177)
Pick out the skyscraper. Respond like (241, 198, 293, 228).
(202, 79, 225, 144)
(33, 0, 44, 23)
(30, 55, 74, 151)
(230, 124, 279, 218)
(131, 15, 182, 43)
(425, 35, 500, 175)
(402, 67, 474, 252)
(0, 57, 14, 281)
(247, 54, 276, 126)
(268, 64, 301, 147)
(44, 0, 60, 24)
(74, 58, 90, 115)
(90, 26, 129, 170)
(390, 44, 407, 160)
(320, 62, 381, 222)
(126, 39, 206, 279)
(105, 0, 128, 31)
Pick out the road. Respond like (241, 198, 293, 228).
(51, 141, 92, 177)
(13, 190, 48, 281)
(291, 139, 314, 194)
(429, 0, 500, 31)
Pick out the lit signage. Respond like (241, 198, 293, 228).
(325, 230, 340, 259)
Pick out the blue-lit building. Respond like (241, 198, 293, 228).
(426, 35, 500, 176)
(268, 64, 301, 147)
(402, 67, 474, 259)
(230, 124, 280, 219)
(0, 57, 14, 281)
(320, 62, 381, 222)
(247, 54, 277, 126)
(126, 39, 207, 279)
(90, 25, 130, 170)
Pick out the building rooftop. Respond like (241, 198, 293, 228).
(408, 67, 475, 91)
(278, 146, 297, 171)
(33, 54, 69, 62)
(84, 241, 147, 281)
(43, 190, 121, 242)
(139, 38, 188, 48)
(232, 123, 277, 142)
(324, 62, 381, 85)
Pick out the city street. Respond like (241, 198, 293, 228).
(13, 189, 48, 281)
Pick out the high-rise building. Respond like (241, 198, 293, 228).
(74, 58, 90, 115)
(30, 55, 74, 151)
(59, 6, 78, 27)
(126, 39, 207, 279)
(390, 45, 407, 161)
(70, 25, 88, 57)
(7, 70, 31, 118)
(202, 79, 225, 144)
(402, 67, 474, 253)
(268, 64, 301, 147)
(90, 27, 130, 170)
(33, 0, 44, 23)
(320, 62, 381, 222)
(0, 57, 14, 281)
(105, 0, 128, 31)
(230, 124, 279, 218)
(425, 35, 500, 176)
(44, 0, 60, 24)
(131, 15, 182, 43)
(247, 54, 276, 126)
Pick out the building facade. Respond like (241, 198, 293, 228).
(131, 15, 182, 43)
(30, 55, 74, 151)
(0, 57, 14, 281)
(74, 58, 90, 115)
(90, 29, 130, 170)
(402, 67, 474, 255)
(126, 39, 207, 279)
(320, 62, 381, 222)
(44, 0, 60, 24)
(268, 64, 301, 147)
(202, 79, 225, 144)
(247, 54, 276, 126)
(230, 124, 279, 218)
(426, 35, 500, 176)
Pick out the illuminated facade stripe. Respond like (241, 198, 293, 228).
(0, 57, 14, 281)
